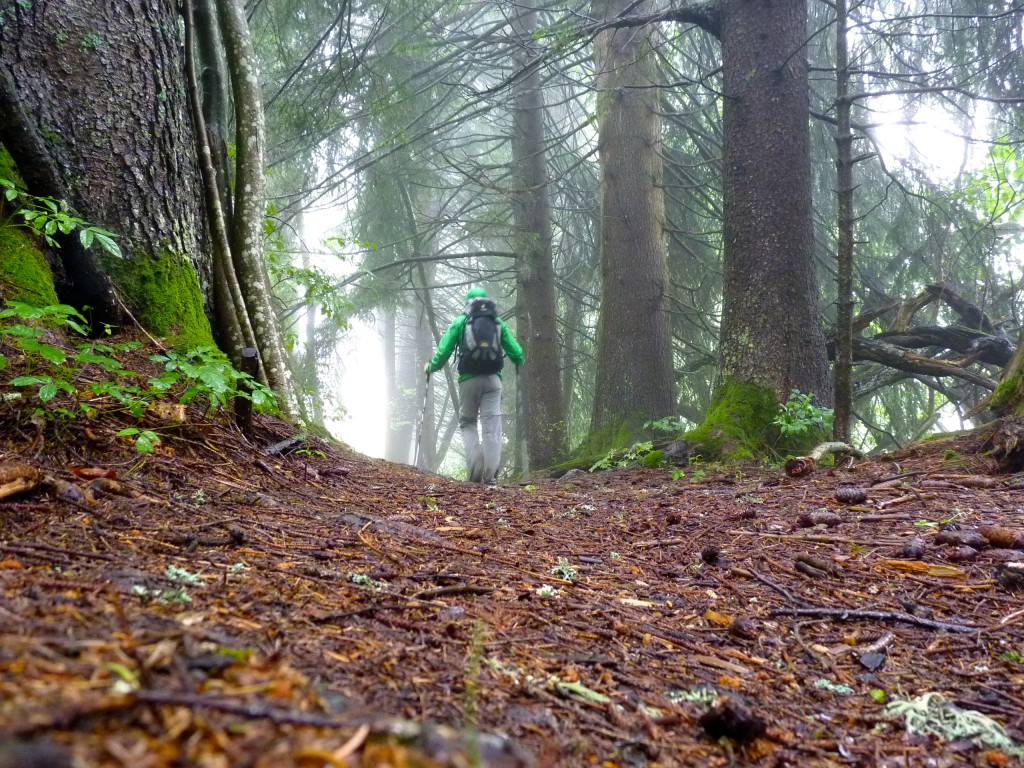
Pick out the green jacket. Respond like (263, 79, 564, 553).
(427, 314, 524, 381)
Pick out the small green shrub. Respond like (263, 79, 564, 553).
(590, 440, 655, 472)
(149, 346, 278, 413)
(773, 389, 833, 437)
(1, 175, 121, 258)
(1, 301, 279, 453)
(644, 416, 688, 433)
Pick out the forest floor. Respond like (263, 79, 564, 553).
(2, 345, 1024, 767)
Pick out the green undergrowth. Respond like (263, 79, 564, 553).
(684, 379, 829, 462)
(554, 381, 835, 478)
(0, 301, 277, 453)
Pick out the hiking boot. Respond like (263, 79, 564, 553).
(483, 480, 498, 490)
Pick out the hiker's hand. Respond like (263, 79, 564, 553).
(423, 363, 431, 376)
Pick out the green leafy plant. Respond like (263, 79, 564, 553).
(166, 564, 203, 585)
(773, 389, 834, 436)
(132, 584, 192, 605)
(590, 440, 656, 472)
(117, 427, 161, 454)
(644, 416, 688, 433)
(1, 302, 278, 451)
(350, 573, 387, 590)
(148, 346, 278, 413)
(1, 302, 149, 410)
(914, 508, 968, 528)
(0, 175, 121, 258)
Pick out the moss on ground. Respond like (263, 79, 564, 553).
(104, 251, 213, 349)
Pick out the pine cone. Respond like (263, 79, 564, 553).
(835, 485, 867, 504)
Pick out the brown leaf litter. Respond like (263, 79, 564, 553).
(2, 366, 1024, 766)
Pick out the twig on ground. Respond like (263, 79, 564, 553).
(770, 607, 978, 633)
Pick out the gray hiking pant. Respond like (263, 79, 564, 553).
(458, 374, 503, 484)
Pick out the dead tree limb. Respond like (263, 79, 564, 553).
(852, 338, 997, 391)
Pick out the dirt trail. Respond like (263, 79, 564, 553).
(2, 405, 1024, 766)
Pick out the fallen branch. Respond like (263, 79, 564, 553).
(733, 566, 809, 606)
(878, 492, 936, 509)
(770, 606, 978, 633)
(853, 337, 997, 390)
(784, 442, 863, 477)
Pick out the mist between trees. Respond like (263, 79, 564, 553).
(1, 0, 1022, 476)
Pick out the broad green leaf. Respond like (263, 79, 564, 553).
(93, 232, 122, 259)
(39, 345, 66, 364)
(6, 324, 43, 338)
(10, 376, 50, 386)
(75, 351, 121, 369)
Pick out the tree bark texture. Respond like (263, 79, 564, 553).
(833, 0, 854, 440)
(718, 0, 831, 405)
(215, 0, 297, 415)
(184, 0, 250, 362)
(0, 0, 207, 322)
(510, 2, 568, 469)
(590, 0, 676, 436)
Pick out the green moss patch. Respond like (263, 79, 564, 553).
(104, 251, 213, 349)
(0, 226, 59, 306)
(684, 378, 782, 461)
(990, 375, 1024, 418)
(685, 379, 830, 462)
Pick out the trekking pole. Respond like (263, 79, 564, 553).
(413, 371, 430, 468)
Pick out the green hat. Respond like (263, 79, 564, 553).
(466, 287, 487, 300)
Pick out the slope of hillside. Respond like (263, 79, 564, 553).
(2, 334, 1024, 767)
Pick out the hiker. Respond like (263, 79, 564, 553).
(424, 287, 524, 486)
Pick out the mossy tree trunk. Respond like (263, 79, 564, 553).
(990, 341, 1024, 418)
(685, 0, 831, 459)
(510, 0, 568, 470)
(589, 0, 676, 440)
(0, 0, 212, 345)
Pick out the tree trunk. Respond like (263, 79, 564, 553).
(833, 0, 854, 442)
(717, 0, 830, 405)
(589, 0, 676, 440)
(215, 0, 297, 415)
(0, 0, 211, 343)
(509, 1, 567, 469)
(383, 308, 401, 461)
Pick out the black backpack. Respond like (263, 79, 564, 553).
(457, 298, 504, 375)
